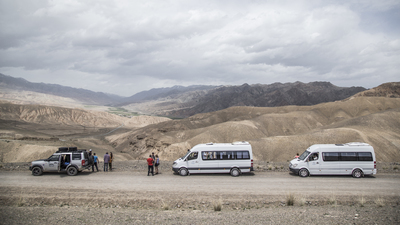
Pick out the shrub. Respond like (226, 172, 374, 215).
(359, 196, 366, 207)
(213, 199, 222, 211)
(375, 197, 385, 207)
(286, 193, 295, 206)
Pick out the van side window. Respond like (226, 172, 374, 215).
(236, 151, 250, 160)
(341, 152, 357, 161)
(322, 152, 339, 161)
(358, 152, 373, 161)
(202, 151, 217, 160)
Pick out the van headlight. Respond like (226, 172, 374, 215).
(291, 164, 298, 168)
(172, 162, 177, 166)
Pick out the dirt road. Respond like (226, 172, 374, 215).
(1, 171, 400, 224)
(1, 171, 400, 203)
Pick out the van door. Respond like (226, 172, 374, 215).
(307, 152, 320, 175)
(186, 152, 199, 173)
(320, 151, 340, 175)
(200, 151, 219, 173)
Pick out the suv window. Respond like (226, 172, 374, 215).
(72, 153, 81, 160)
(48, 155, 59, 161)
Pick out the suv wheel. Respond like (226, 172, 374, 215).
(32, 167, 43, 176)
(67, 166, 78, 176)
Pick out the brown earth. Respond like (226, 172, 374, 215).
(0, 168, 399, 224)
(112, 97, 400, 162)
(0, 83, 400, 164)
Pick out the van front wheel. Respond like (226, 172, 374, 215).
(179, 168, 188, 176)
(352, 169, 363, 178)
(299, 168, 309, 177)
(230, 168, 240, 177)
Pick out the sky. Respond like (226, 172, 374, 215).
(0, 0, 399, 97)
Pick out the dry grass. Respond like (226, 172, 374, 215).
(359, 195, 366, 207)
(213, 198, 222, 211)
(375, 197, 385, 207)
(327, 194, 337, 205)
(298, 195, 306, 206)
(161, 200, 170, 210)
(286, 193, 295, 206)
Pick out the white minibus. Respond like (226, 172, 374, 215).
(289, 142, 377, 178)
(172, 141, 254, 177)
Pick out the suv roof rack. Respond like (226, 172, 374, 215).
(56, 147, 82, 153)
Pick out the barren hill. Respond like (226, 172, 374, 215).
(351, 82, 400, 98)
(0, 102, 170, 162)
(110, 97, 400, 162)
(126, 81, 366, 118)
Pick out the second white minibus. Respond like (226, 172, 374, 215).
(289, 142, 377, 178)
(172, 141, 254, 177)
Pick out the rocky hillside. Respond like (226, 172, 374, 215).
(351, 82, 400, 98)
(125, 81, 366, 118)
(110, 96, 400, 162)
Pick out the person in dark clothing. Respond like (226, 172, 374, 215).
(109, 152, 113, 171)
(104, 152, 110, 172)
(147, 155, 154, 176)
(92, 153, 99, 172)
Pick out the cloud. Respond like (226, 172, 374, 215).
(0, 0, 399, 96)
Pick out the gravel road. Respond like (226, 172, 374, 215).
(1, 167, 399, 224)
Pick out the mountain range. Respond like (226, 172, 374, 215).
(1, 73, 366, 118)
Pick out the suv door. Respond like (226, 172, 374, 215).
(44, 155, 60, 172)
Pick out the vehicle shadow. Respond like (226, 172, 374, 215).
(288, 172, 376, 179)
(173, 172, 256, 177)
(31, 170, 95, 178)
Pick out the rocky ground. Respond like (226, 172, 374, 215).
(1, 160, 399, 173)
(1, 204, 399, 225)
(1, 160, 399, 224)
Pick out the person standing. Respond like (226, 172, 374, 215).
(151, 152, 156, 172)
(104, 152, 110, 172)
(147, 155, 154, 176)
(155, 155, 160, 175)
(109, 152, 114, 171)
(92, 153, 99, 172)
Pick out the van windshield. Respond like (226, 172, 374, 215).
(181, 151, 191, 160)
(298, 150, 310, 160)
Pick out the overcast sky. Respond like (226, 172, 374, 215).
(0, 0, 399, 96)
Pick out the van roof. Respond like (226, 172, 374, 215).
(192, 141, 252, 151)
(205, 141, 250, 146)
(308, 142, 372, 151)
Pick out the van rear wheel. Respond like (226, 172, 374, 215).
(352, 169, 363, 178)
(179, 168, 188, 176)
(299, 168, 309, 177)
(230, 168, 240, 177)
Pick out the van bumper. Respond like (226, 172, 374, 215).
(172, 167, 179, 173)
(289, 167, 300, 174)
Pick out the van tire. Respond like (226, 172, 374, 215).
(352, 169, 363, 178)
(230, 168, 240, 177)
(67, 166, 78, 176)
(179, 168, 188, 176)
(299, 168, 309, 177)
(32, 167, 43, 176)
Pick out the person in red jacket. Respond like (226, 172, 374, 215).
(147, 155, 154, 176)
